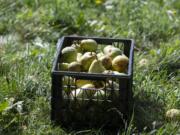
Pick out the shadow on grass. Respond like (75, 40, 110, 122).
(53, 102, 128, 135)
(133, 90, 165, 132)
(51, 90, 166, 134)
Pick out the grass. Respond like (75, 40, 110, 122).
(0, 0, 180, 134)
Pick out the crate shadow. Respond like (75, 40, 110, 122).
(52, 91, 165, 134)
(133, 90, 165, 132)
(52, 99, 133, 135)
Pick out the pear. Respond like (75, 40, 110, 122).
(76, 79, 105, 90)
(112, 54, 129, 73)
(76, 79, 93, 88)
(80, 52, 96, 71)
(108, 47, 122, 59)
(58, 63, 69, 71)
(80, 83, 96, 98)
(68, 61, 81, 72)
(77, 53, 83, 62)
(103, 70, 127, 75)
(106, 80, 119, 98)
(107, 80, 119, 90)
(93, 81, 105, 89)
(63, 76, 74, 85)
(103, 70, 113, 74)
(112, 71, 127, 75)
(103, 45, 122, 59)
(99, 55, 112, 70)
(165, 109, 180, 121)
(71, 89, 83, 98)
(61, 46, 77, 63)
(93, 90, 105, 99)
(71, 83, 95, 98)
(139, 58, 149, 67)
(97, 52, 104, 59)
(63, 76, 74, 93)
(80, 39, 98, 52)
(88, 59, 106, 73)
(71, 43, 82, 52)
(103, 45, 112, 54)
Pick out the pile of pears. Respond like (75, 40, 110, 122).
(59, 39, 129, 74)
(59, 39, 129, 99)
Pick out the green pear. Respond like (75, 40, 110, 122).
(80, 39, 98, 52)
(97, 52, 104, 59)
(61, 46, 77, 63)
(99, 55, 112, 70)
(112, 54, 129, 73)
(103, 45, 112, 54)
(71, 83, 95, 98)
(80, 52, 96, 71)
(58, 63, 69, 71)
(71, 43, 82, 52)
(68, 61, 81, 72)
(103, 45, 122, 59)
(109, 47, 122, 59)
(88, 59, 106, 73)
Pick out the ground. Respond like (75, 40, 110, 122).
(0, 0, 180, 134)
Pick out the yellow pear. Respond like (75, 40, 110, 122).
(92, 81, 105, 89)
(71, 84, 95, 98)
(99, 55, 112, 70)
(76, 79, 93, 88)
(112, 54, 129, 73)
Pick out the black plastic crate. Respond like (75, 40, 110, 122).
(51, 36, 134, 129)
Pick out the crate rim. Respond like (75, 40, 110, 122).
(61, 35, 134, 42)
(51, 70, 131, 79)
(52, 36, 134, 78)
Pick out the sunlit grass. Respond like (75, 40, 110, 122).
(0, 0, 180, 134)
